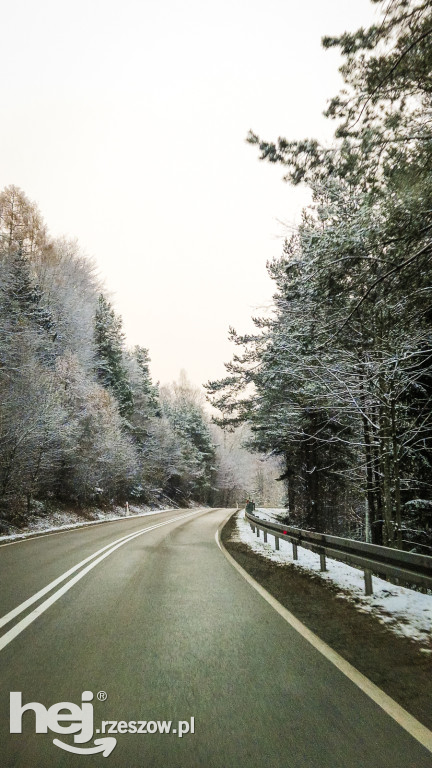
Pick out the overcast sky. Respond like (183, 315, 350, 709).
(1, 0, 378, 389)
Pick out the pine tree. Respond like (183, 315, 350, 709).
(210, 0, 432, 548)
(94, 294, 133, 418)
(162, 373, 216, 503)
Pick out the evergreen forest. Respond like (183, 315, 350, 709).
(206, 0, 432, 551)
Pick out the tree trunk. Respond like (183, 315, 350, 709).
(379, 379, 394, 546)
(359, 372, 379, 542)
(391, 397, 402, 549)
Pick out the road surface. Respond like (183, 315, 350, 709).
(0, 507, 431, 767)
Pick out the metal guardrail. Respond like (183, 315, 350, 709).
(245, 511, 432, 595)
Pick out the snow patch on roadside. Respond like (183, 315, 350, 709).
(254, 507, 288, 523)
(0, 504, 176, 544)
(234, 509, 432, 648)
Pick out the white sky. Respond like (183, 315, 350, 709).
(1, 0, 378, 389)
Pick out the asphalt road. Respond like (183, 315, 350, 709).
(0, 507, 431, 768)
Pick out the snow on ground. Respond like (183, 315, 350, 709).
(234, 509, 432, 648)
(251, 508, 288, 523)
(0, 504, 177, 544)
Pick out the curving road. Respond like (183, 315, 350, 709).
(0, 507, 431, 767)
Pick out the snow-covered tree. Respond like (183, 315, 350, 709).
(54, 353, 137, 504)
(209, 0, 432, 548)
(94, 294, 133, 418)
(161, 372, 216, 503)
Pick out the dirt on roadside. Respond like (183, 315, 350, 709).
(221, 511, 432, 730)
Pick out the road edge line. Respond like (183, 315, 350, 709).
(0, 508, 187, 548)
(0, 513, 201, 630)
(215, 511, 432, 756)
(0, 509, 207, 652)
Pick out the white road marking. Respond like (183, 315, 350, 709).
(216, 514, 432, 756)
(0, 508, 175, 548)
(0, 510, 204, 652)
(0, 524, 167, 630)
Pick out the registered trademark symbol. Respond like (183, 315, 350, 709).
(97, 691, 107, 701)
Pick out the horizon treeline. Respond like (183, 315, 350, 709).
(0, 185, 223, 526)
(207, 0, 432, 551)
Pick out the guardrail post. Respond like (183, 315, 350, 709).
(245, 513, 432, 592)
(364, 568, 373, 596)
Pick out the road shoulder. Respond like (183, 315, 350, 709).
(220, 510, 432, 732)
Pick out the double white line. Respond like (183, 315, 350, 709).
(0, 510, 202, 652)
